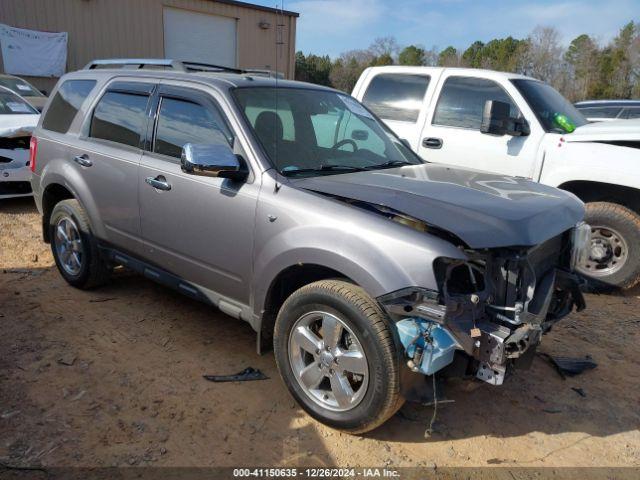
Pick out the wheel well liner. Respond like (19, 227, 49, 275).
(558, 180, 640, 214)
(42, 183, 74, 243)
(259, 264, 351, 352)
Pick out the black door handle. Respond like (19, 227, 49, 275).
(145, 175, 171, 191)
(73, 154, 92, 167)
(422, 137, 443, 149)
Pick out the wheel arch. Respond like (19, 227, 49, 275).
(558, 180, 640, 215)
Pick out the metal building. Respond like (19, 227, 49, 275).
(0, 0, 298, 91)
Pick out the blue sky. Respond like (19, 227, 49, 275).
(252, 0, 639, 57)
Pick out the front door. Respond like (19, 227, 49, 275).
(418, 75, 543, 178)
(138, 84, 258, 304)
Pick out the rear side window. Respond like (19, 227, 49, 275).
(42, 80, 96, 133)
(622, 108, 640, 119)
(433, 76, 518, 129)
(153, 97, 232, 159)
(362, 74, 430, 122)
(578, 106, 622, 119)
(90, 91, 149, 148)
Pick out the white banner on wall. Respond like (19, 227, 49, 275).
(0, 24, 67, 77)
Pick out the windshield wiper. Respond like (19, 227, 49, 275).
(281, 164, 367, 176)
(364, 160, 416, 170)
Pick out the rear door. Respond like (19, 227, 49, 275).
(138, 83, 258, 305)
(71, 80, 155, 255)
(358, 72, 432, 151)
(417, 74, 543, 178)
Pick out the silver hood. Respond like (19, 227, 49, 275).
(290, 163, 584, 249)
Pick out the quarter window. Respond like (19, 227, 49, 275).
(42, 80, 96, 133)
(578, 106, 622, 119)
(153, 97, 232, 159)
(90, 91, 149, 148)
(433, 76, 518, 129)
(362, 74, 430, 123)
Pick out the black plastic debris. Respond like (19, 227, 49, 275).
(203, 367, 269, 383)
(538, 353, 597, 379)
(571, 387, 587, 397)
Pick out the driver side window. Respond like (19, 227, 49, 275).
(433, 76, 519, 129)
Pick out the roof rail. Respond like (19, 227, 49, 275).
(83, 58, 283, 78)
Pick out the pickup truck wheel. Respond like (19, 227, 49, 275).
(578, 202, 640, 290)
(274, 280, 403, 434)
(49, 199, 111, 289)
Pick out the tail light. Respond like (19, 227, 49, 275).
(29, 136, 38, 172)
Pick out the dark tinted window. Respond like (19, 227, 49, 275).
(577, 106, 622, 119)
(42, 80, 96, 133)
(90, 92, 149, 147)
(622, 107, 640, 119)
(433, 76, 518, 129)
(0, 77, 44, 97)
(153, 97, 232, 159)
(362, 74, 429, 122)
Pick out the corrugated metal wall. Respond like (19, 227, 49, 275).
(0, 0, 297, 91)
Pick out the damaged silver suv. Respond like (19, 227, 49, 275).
(30, 60, 589, 433)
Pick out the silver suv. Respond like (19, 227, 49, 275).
(30, 60, 588, 433)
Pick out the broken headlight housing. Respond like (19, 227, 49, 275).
(570, 221, 591, 271)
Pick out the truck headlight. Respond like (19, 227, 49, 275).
(571, 222, 591, 270)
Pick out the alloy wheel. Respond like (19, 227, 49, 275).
(288, 311, 369, 412)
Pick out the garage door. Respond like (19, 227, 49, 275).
(163, 7, 237, 68)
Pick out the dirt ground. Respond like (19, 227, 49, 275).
(1, 197, 639, 470)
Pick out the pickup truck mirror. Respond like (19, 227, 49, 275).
(481, 100, 530, 137)
(180, 143, 248, 181)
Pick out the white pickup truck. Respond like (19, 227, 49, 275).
(352, 66, 640, 289)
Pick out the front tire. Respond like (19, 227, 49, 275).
(49, 199, 111, 289)
(274, 280, 403, 434)
(577, 202, 640, 290)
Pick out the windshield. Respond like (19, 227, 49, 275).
(233, 87, 423, 176)
(0, 90, 39, 115)
(0, 77, 44, 97)
(512, 79, 587, 134)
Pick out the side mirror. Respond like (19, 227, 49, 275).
(481, 100, 510, 136)
(481, 100, 530, 137)
(181, 143, 248, 182)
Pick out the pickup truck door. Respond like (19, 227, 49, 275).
(138, 84, 258, 305)
(417, 73, 543, 178)
(357, 72, 434, 151)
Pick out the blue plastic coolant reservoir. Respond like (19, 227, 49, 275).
(395, 318, 459, 375)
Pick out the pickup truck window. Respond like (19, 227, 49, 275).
(233, 87, 422, 176)
(512, 79, 587, 133)
(622, 107, 640, 119)
(153, 97, 231, 160)
(432, 76, 518, 130)
(42, 80, 97, 133)
(90, 91, 149, 148)
(362, 74, 430, 123)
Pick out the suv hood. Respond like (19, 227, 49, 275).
(291, 164, 584, 249)
(567, 118, 640, 142)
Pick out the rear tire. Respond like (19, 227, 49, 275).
(274, 280, 403, 434)
(578, 202, 640, 290)
(49, 199, 111, 289)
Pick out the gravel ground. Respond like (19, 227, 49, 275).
(1, 197, 639, 470)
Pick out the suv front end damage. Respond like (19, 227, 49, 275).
(380, 224, 589, 386)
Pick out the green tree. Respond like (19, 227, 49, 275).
(461, 41, 484, 67)
(399, 45, 426, 66)
(438, 46, 459, 66)
(564, 34, 598, 100)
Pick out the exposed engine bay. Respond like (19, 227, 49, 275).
(379, 229, 588, 385)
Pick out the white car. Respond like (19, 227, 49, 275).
(0, 86, 39, 199)
(352, 66, 640, 289)
(574, 100, 640, 122)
